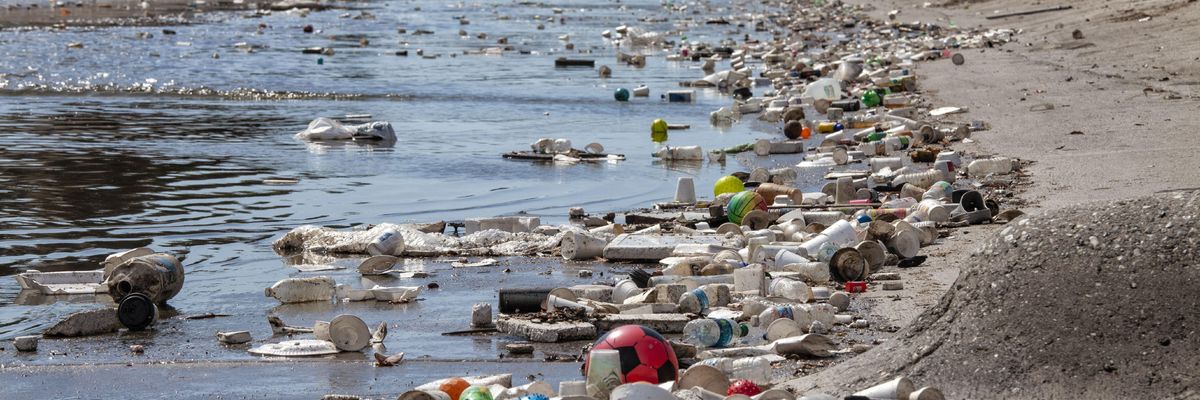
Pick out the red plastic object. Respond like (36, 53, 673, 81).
(845, 281, 868, 293)
(727, 379, 763, 396)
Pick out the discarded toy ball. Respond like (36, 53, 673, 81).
(614, 88, 631, 102)
(584, 325, 679, 384)
(714, 176, 745, 196)
(651, 119, 668, 136)
(728, 379, 763, 396)
(439, 377, 471, 400)
(726, 191, 768, 225)
(460, 386, 493, 400)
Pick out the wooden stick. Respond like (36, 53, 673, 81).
(985, 5, 1072, 20)
(767, 203, 882, 210)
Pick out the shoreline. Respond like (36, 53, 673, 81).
(782, 0, 1200, 395)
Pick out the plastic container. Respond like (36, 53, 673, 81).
(585, 349, 623, 399)
(611, 279, 644, 304)
(654, 146, 704, 161)
(769, 278, 811, 301)
(803, 78, 842, 101)
(798, 220, 860, 258)
(922, 181, 952, 201)
(910, 199, 950, 222)
(367, 229, 406, 256)
(675, 177, 697, 203)
(684, 318, 747, 348)
(869, 157, 904, 172)
(106, 253, 185, 304)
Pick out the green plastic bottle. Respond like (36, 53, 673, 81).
(861, 90, 881, 108)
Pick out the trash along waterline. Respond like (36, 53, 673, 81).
(0, 0, 1032, 396)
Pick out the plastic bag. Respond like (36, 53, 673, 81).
(295, 117, 355, 140)
(294, 118, 396, 142)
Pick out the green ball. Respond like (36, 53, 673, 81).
(714, 176, 745, 196)
(726, 191, 768, 225)
(614, 88, 631, 102)
(461, 386, 493, 400)
(651, 119, 668, 135)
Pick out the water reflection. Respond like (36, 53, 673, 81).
(12, 292, 114, 307)
(0, 102, 303, 274)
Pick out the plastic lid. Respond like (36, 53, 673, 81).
(117, 293, 158, 331)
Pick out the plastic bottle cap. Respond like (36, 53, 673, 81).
(117, 293, 158, 331)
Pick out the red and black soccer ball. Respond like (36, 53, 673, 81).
(584, 324, 679, 384)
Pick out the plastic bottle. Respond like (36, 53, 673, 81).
(678, 288, 710, 313)
(684, 318, 748, 348)
(892, 169, 943, 188)
(769, 278, 811, 302)
(105, 253, 185, 304)
(882, 135, 910, 151)
(967, 157, 1014, 178)
(264, 276, 336, 303)
(696, 356, 772, 384)
(654, 146, 704, 161)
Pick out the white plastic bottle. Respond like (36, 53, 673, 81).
(769, 278, 811, 302)
(967, 157, 1014, 178)
(696, 356, 772, 384)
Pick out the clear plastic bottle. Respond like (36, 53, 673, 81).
(768, 278, 810, 302)
(678, 288, 710, 314)
(814, 242, 840, 263)
(683, 318, 747, 348)
(696, 356, 772, 384)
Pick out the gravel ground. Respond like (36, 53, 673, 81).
(785, 190, 1200, 398)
